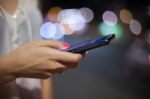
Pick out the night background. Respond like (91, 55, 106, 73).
(40, 0, 150, 99)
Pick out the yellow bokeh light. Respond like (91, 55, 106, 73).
(48, 7, 62, 22)
(120, 9, 133, 24)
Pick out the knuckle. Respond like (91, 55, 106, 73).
(34, 72, 51, 79)
(47, 63, 66, 74)
(41, 74, 51, 79)
(51, 68, 65, 74)
(55, 68, 65, 73)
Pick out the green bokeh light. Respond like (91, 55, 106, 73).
(99, 22, 123, 39)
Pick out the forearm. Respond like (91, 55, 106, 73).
(0, 56, 16, 85)
(41, 78, 53, 99)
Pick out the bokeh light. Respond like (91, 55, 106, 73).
(69, 21, 86, 32)
(58, 9, 87, 35)
(120, 9, 133, 24)
(58, 9, 84, 24)
(99, 22, 123, 39)
(40, 22, 57, 39)
(42, 7, 95, 38)
(61, 24, 75, 35)
(129, 19, 142, 35)
(48, 7, 62, 22)
(102, 11, 118, 26)
(53, 23, 65, 40)
(79, 7, 94, 23)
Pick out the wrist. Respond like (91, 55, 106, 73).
(0, 55, 17, 82)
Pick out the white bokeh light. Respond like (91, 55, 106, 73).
(102, 11, 118, 26)
(70, 22, 86, 32)
(54, 23, 65, 39)
(58, 9, 87, 34)
(58, 9, 80, 24)
(40, 22, 57, 39)
(79, 7, 94, 23)
(129, 19, 142, 35)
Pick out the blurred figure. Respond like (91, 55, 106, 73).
(0, 0, 53, 99)
(0, 0, 84, 99)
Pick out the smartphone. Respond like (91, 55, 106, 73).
(63, 34, 115, 53)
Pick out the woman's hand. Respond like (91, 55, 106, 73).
(0, 40, 84, 84)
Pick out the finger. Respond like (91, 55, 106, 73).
(34, 40, 64, 49)
(30, 72, 52, 79)
(61, 61, 80, 69)
(17, 71, 52, 79)
(46, 61, 67, 74)
(50, 50, 84, 63)
(80, 51, 87, 57)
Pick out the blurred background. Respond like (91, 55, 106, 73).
(40, 0, 150, 99)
